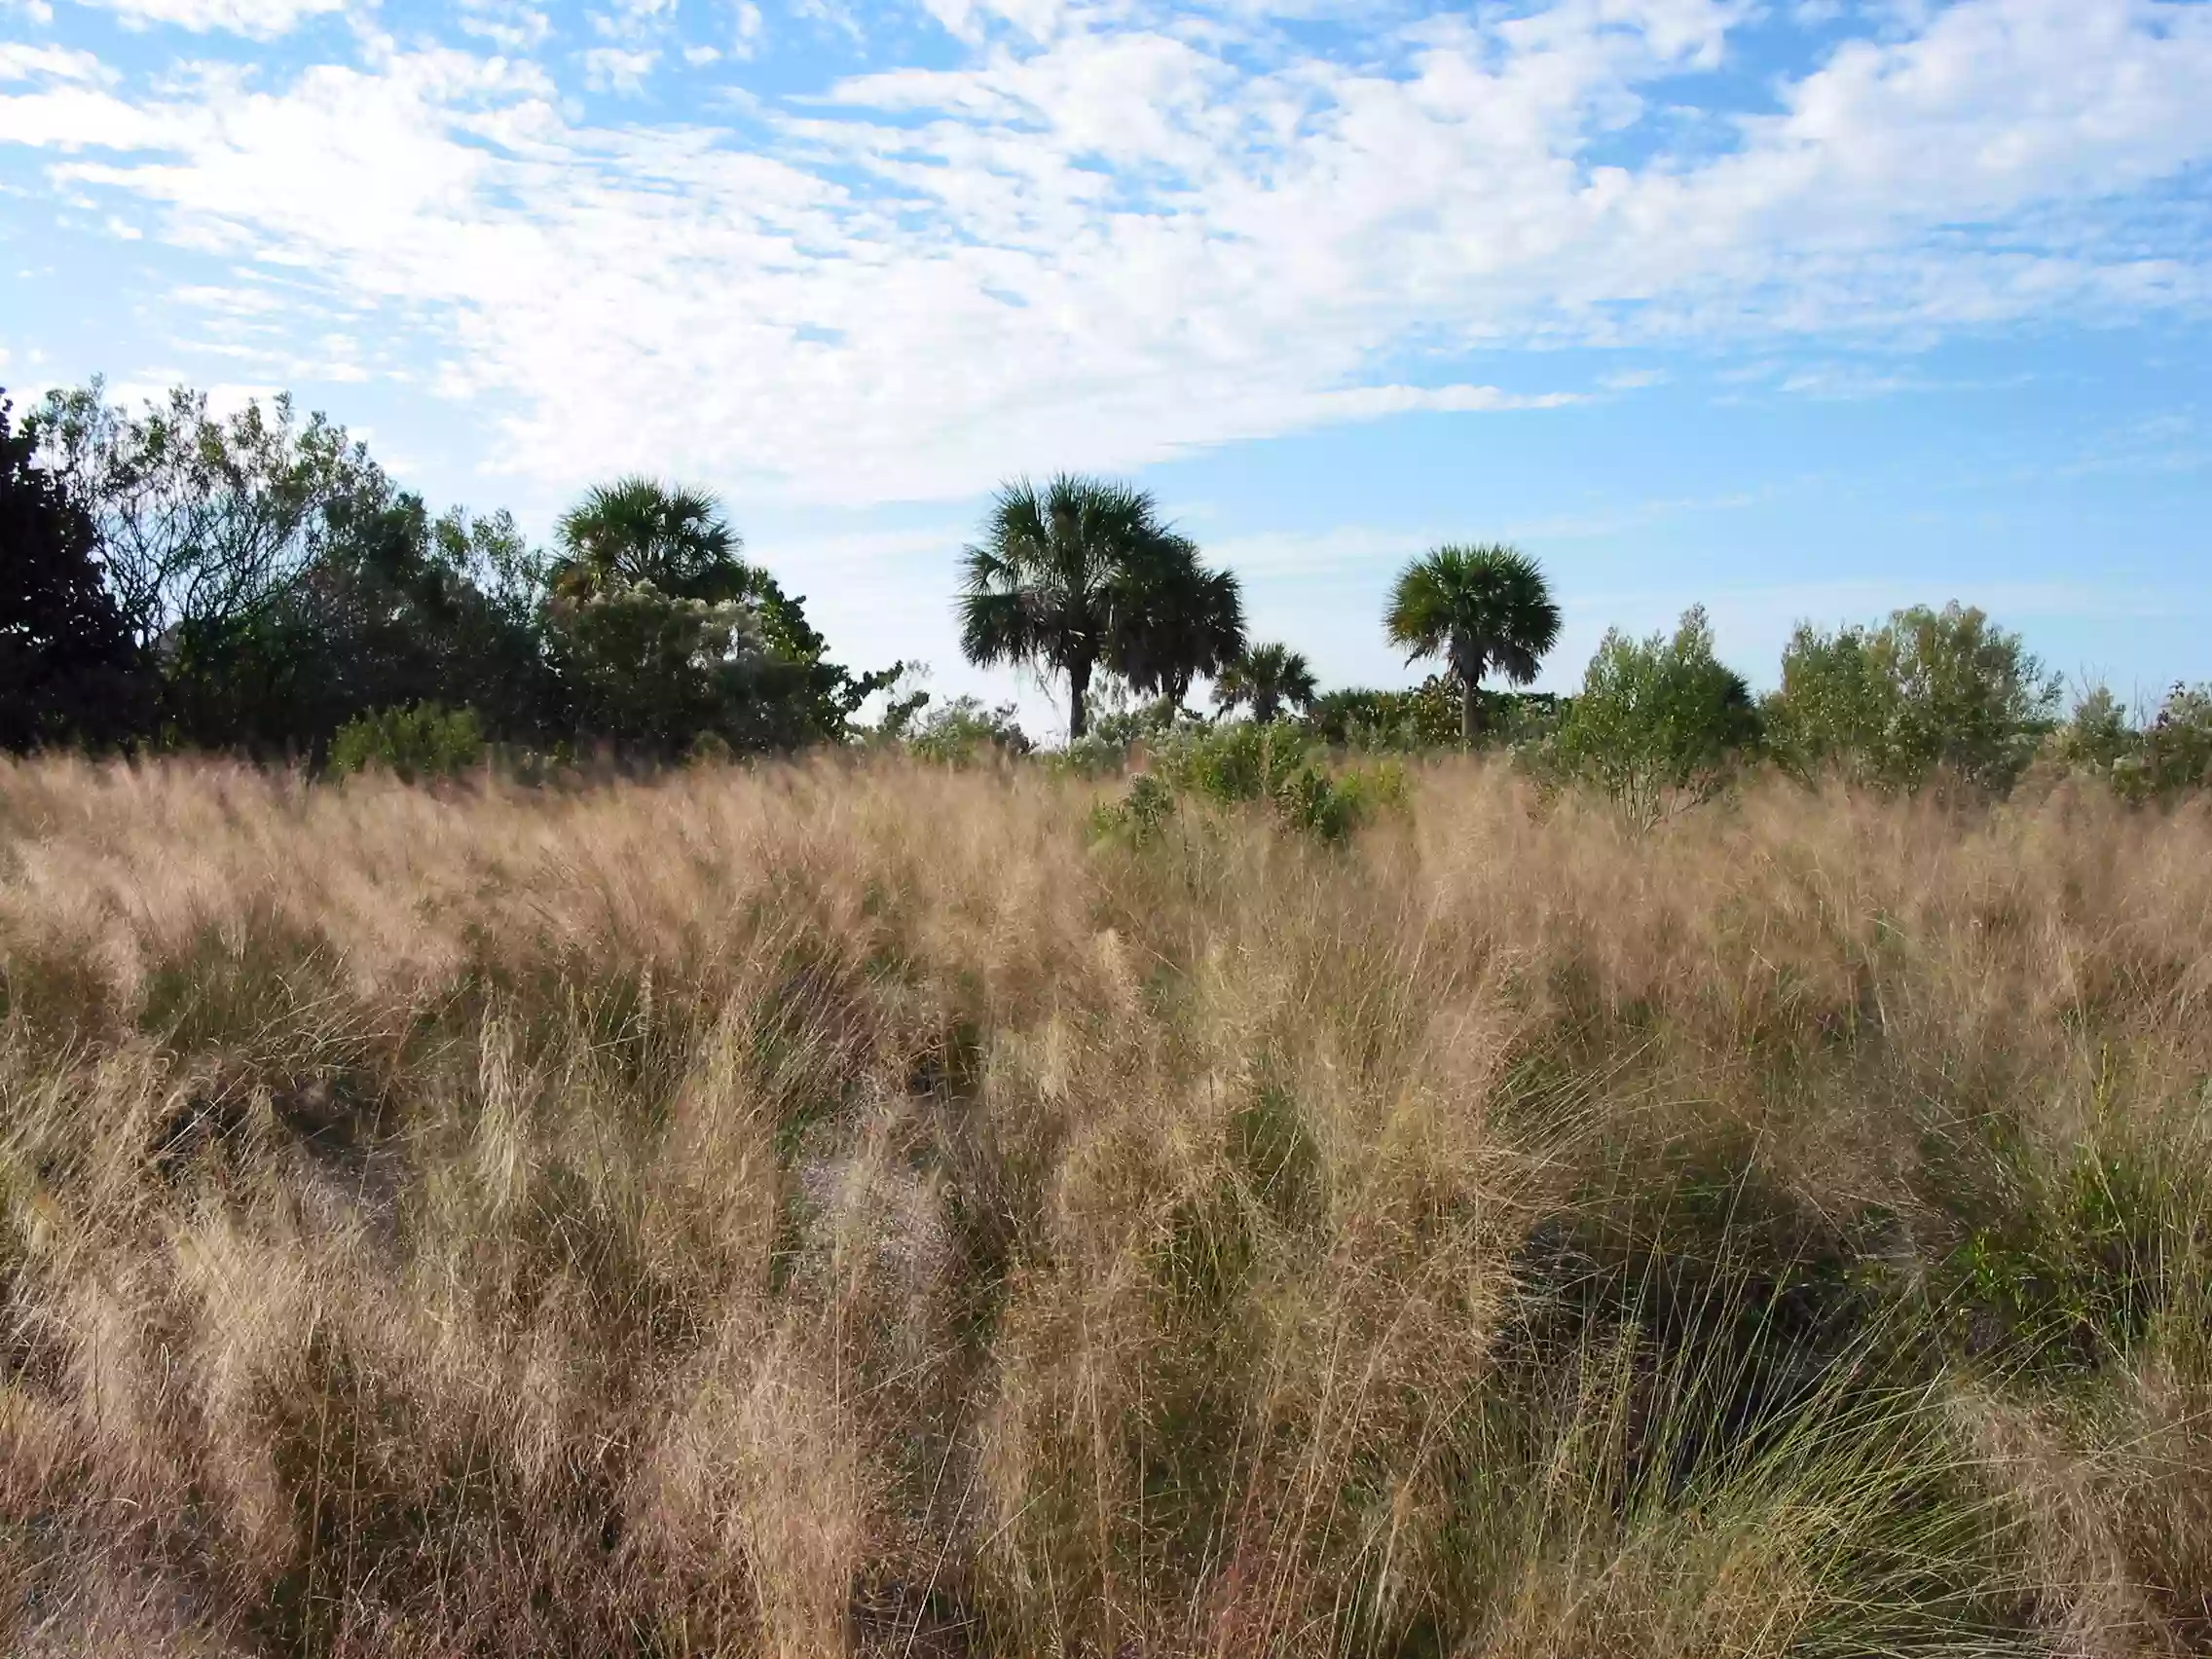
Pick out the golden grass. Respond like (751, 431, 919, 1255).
(2, 755, 2210, 1656)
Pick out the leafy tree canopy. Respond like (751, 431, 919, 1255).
(1765, 602, 2061, 795)
(28, 380, 388, 654)
(548, 476, 901, 758)
(1552, 605, 1761, 825)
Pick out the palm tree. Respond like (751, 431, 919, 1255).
(957, 474, 1171, 741)
(1384, 542, 1562, 742)
(553, 476, 748, 603)
(1113, 534, 1247, 711)
(1214, 642, 1317, 725)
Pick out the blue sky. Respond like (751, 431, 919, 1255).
(3, 0, 2209, 734)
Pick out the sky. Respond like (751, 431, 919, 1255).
(3, 0, 2209, 735)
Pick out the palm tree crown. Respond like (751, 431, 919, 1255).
(1214, 642, 1317, 725)
(1384, 542, 1562, 741)
(1113, 534, 1247, 710)
(554, 477, 747, 604)
(958, 474, 1200, 740)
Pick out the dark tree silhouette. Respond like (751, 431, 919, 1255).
(0, 392, 144, 751)
(958, 474, 1168, 741)
(1113, 534, 1246, 711)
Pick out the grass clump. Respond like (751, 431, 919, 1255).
(3, 753, 2211, 1656)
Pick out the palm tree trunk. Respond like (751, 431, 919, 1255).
(1461, 678, 1482, 744)
(1068, 656, 1093, 741)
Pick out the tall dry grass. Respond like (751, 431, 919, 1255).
(2, 755, 2210, 1657)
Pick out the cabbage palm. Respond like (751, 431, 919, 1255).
(1384, 542, 1562, 742)
(1214, 642, 1316, 725)
(553, 476, 747, 604)
(1114, 534, 1246, 710)
(958, 474, 1166, 740)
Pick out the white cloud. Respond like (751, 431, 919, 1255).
(0, 43, 109, 82)
(67, 0, 350, 37)
(457, 0, 548, 49)
(581, 45, 659, 90)
(2, 0, 2210, 504)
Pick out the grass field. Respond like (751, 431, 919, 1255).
(2, 756, 2209, 1657)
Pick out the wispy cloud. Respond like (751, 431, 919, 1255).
(581, 44, 658, 91)
(66, 0, 350, 36)
(2, 0, 2209, 503)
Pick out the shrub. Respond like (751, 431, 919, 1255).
(904, 695, 1034, 765)
(326, 701, 485, 781)
(547, 578, 781, 760)
(1307, 676, 1462, 751)
(1307, 678, 1565, 753)
(1764, 602, 2060, 795)
(2124, 682, 2212, 800)
(1549, 605, 1760, 826)
(1090, 769, 1178, 844)
(1134, 719, 1405, 843)
(2048, 682, 2139, 775)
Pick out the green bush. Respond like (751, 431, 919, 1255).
(1306, 677, 1463, 751)
(1157, 718, 1297, 804)
(1305, 678, 1565, 753)
(2123, 682, 2212, 800)
(327, 702, 485, 782)
(1089, 771, 1178, 845)
(903, 695, 1034, 765)
(1117, 720, 1406, 844)
(1548, 606, 1761, 826)
(1764, 602, 2060, 795)
(2048, 682, 2139, 775)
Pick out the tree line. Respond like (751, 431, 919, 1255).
(6, 380, 2208, 807)
(1, 383, 896, 764)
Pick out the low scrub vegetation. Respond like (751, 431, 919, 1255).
(4, 754, 2211, 1657)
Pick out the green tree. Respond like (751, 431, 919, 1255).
(1214, 643, 1317, 725)
(2130, 683, 2212, 799)
(1553, 606, 1760, 825)
(247, 497, 557, 756)
(957, 474, 1178, 741)
(2050, 683, 2138, 775)
(0, 391, 147, 750)
(27, 381, 400, 752)
(547, 477, 895, 758)
(1765, 602, 2060, 795)
(28, 381, 387, 658)
(1383, 543, 1563, 743)
(1113, 535, 1247, 711)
